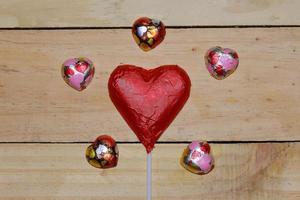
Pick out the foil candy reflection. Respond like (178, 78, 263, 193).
(86, 135, 119, 169)
(205, 46, 239, 80)
(180, 141, 214, 175)
(62, 57, 95, 91)
(132, 17, 166, 51)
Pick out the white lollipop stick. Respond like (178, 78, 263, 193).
(147, 152, 152, 200)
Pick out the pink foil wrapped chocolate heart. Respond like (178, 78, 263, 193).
(205, 46, 239, 80)
(180, 141, 214, 175)
(61, 57, 95, 91)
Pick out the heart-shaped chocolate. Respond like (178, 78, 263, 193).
(61, 57, 95, 91)
(180, 141, 214, 175)
(205, 46, 239, 80)
(108, 65, 191, 153)
(86, 135, 119, 169)
(132, 17, 166, 52)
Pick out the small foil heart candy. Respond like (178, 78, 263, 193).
(132, 17, 166, 52)
(205, 46, 239, 80)
(61, 57, 95, 91)
(86, 135, 119, 169)
(180, 141, 214, 175)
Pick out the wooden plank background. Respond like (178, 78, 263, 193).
(0, 28, 299, 142)
(0, 0, 299, 199)
(0, 143, 300, 200)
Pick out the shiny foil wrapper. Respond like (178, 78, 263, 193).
(180, 141, 214, 175)
(205, 46, 239, 80)
(108, 65, 191, 153)
(132, 17, 166, 52)
(62, 57, 95, 91)
(86, 135, 119, 169)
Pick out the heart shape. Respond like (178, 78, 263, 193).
(108, 65, 191, 153)
(62, 57, 95, 91)
(205, 46, 239, 80)
(132, 17, 166, 52)
(75, 60, 89, 73)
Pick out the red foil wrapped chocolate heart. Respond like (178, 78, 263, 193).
(132, 17, 166, 52)
(108, 65, 191, 153)
(85, 135, 119, 169)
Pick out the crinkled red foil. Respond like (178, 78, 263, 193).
(108, 65, 191, 153)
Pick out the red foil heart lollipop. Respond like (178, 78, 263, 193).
(132, 17, 166, 52)
(108, 65, 191, 153)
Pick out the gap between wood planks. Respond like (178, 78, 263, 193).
(0, 25, 300, 30)
(0, 141, 299, 144)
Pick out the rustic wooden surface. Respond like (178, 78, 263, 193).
(0, 143, 299, 200)
(0, 0, 299, 199)
(0, 0, 300, 27)
(0, 28, 299, 142)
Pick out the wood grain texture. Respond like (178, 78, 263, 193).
(0, 28, 299, 142)
(0, 143, 299, 200)
(0, 0, 299, 27)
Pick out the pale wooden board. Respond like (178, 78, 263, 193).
(0, 143, 299, 200)
(0, 28, 299, 142)
(0, 0, 300, 27)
